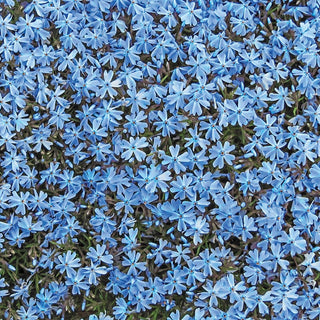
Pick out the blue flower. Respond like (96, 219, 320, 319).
(179, 2, 203, 26)
(9, 191, 30, 215)
(121, 137, 148, 162)
(310, 164, 320, 188)
(55, 250, 81, 278)
(122, 251, 146, 275)
(184, 125, 210, 150)
(278, 228, 307, 256)
(225, 99, 254, 126)
(299, 252, 320, 277)
(236, 170, 260, 196)
(164, 268, 187, 295)
(225, 273, 247, 304)
(17, 304, 38, 320)
(209, 141, 235, 169)
(113, 297, 129, 320)
(124, 111, 147, 136)
(170, 244, 191, 264)
(184, 216, 209, 245)
(161, 145, 189, 174)
(82, 261, 108, 285)
(193, 248, 222, 277)
(261, 135, 286, 161)
(115, 188, 140, 214)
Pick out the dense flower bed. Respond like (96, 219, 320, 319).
(1, 0, 320, 319)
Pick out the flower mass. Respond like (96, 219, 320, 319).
(0, 0, 320, 319)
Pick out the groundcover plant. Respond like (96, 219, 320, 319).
(0, 0, 320, 319)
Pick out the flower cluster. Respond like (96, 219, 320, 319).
(0, 0, 320, 319)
